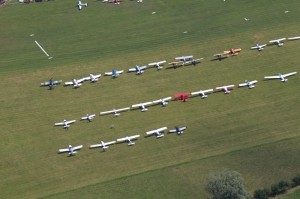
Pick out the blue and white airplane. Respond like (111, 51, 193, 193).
(128, 65, 147, 75)
(105, 69, 124, 78)
(59, 145, 83, 156)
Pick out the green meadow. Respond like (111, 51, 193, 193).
(0, 0, 299, 198)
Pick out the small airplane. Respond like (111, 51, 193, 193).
(288, 36, 300, 41)
(264, 72, 297, 82)
(269, 38, 286, 46)
(131, 102, 153, 112)
(104, 69, 124, 78)
(100, 107, 130, 117)
(58, 145, 83, 156)
(166, 61, 184, 69)
(64, 78, 86, 88)
(77, 1, 88, 10)
(191, 89, 214, 99)
(146, 127, 167, 138)
(212, 53, 229, 61)
(152, 97, 172, 106)
(223, 48, 242, 56)
(238, 80, 258, 89)
(80, 114, 96, 122)
(128, 65, 147, 75)
(148, 61, 167, 70)
(90, 140, 116, 152)
(215, 85, 235, 94)
(102, 0, 120, 4)
(83, 74, 101, 82)
(40, 78, 62, 90)
(117, 135, 140, 146)
(183, 58, 204, 66)
(54, 119, 76, 129)
(250, 44, 267, 51)
(174, 92, 190, 102)
(169, 126, 187, 135)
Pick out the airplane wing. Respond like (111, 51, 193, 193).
(129, 135, 140, 139)
(100, 110, 115, 115)
(77, 78, 86, 83)
(58, 148, 69, 153)
(64, 81, 74, 86)
(104, 141, 116, 146)
(282, 72, 297, 77)
(117, 137, 127, 142)
(65, 120, 76, 125)
(116, 70, 124, 74)
(104, 72, 113, 76)
(216, 85, 234, 90)
(238, 83, 248, 87)
(41, 81, 51, 86)
(72, 145, 83, 151)
(146, 130, 157, 136)
(153, 97, 172, 104)
(52, 80, 62, 85)
(264, 75, 280, 79)
(157, 127, 168, 131)
(89, 114, 96, 118)
(54, 122, 64, 126)
(179, 126, 187, 131)
(128, 68, 137, 72)
(116, 107, 130, 112)
(89, 143, 102, 148)
(139, 65, 147, 70)
(249, 80, 258, 84)
(175, 55, 193, 60)
(288, 36, 300, 40)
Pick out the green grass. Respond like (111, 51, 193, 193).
(279, 189, 300, 199)
(0, 0, 300, 198)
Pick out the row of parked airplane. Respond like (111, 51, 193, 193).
(41, 36, 299, 90)
(59, 126, 187, 155)
(54, 71, 297, 129)
(78, 0, 142, 10)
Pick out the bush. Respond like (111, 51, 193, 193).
(291, 174, 300, 187)
(270, 184, 280, 197)
(253, 189, 269, 199)
(277, 180, 289, 194)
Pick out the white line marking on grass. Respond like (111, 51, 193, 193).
(35, 40, 52, 59)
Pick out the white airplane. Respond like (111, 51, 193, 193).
(83, 74, 101, 82)
(77, 1, 88, 10)
(238, 80, 258, 89)
(58, 145, 83, 156)
(104, 69, 124, 78)
(215, 85, 235, 94)
(128, 65, 147, 75)
(80, 114, 96, 122)
(117, 135, 140, 146)
(54, 119, 76, 129)
(152, 97, 172, 106)
(146, 127, 167, 138)
(90, 140, 116, 151)
(191, 89, 213, 99)
(288, 36, 300, 41)
(269, 38, 286, 46)
(132, 102, 153, 112)
(100, 107, 130, 117)
(264, 72, 297, 82)
(148, 61, 167, 70)
(175, 55, 193, 62)
(40, 79, 62, 90)
(64, 78, 86, 88)
(169, 126, 187, 135)
(250, 44, 267, 51)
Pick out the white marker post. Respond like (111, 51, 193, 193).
(35, 40, 52, 59)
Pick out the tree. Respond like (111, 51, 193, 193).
(205, 169, 249, 199)
(254, 189, 269, 199)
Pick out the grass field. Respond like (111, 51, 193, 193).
(0, 0, 300, 198)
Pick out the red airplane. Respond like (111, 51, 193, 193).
(174, 92, 190, 102)
(223, 48, 242, 56)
